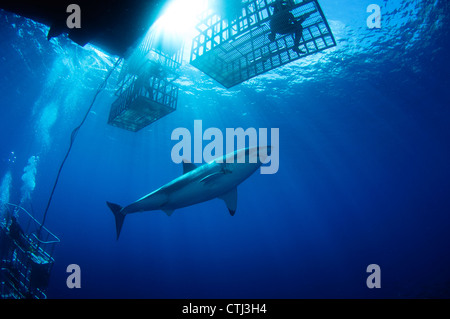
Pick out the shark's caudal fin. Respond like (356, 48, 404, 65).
(106, 201, 125, 240)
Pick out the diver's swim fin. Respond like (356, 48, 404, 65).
(106, 201, 125, 240)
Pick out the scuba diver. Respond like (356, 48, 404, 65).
(268, 0, 315, 53)
(9, 216, 24, 241)
(8, 215, 30, 251)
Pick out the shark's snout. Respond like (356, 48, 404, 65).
(229, 146, 272, 164)
(259, 145, 272, 156)
(256, 145, 272, 163)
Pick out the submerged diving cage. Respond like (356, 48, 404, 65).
(0, 203, 59, 299)
(190, 0, 336, 88)
(108, 65, 179, 132)
(108, 41, 183, 132)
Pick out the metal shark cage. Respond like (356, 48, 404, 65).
(0, 203, 59, 299)
(108, 30, 183, 132)
(190, 0, 336, 88)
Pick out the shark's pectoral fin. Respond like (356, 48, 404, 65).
(182, 160, 198, 175)
(219, 187, 237, 216)
(163, 209, 175, 216)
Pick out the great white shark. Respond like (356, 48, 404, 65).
(107, 146, 271, 239)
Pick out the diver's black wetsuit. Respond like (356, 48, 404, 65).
(269, 1, 313, 53)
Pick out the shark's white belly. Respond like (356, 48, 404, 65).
(164, 180, 230, 209)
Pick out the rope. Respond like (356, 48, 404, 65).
(38, 57, 122, 237)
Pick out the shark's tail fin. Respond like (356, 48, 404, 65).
(106, 201, 125, 240)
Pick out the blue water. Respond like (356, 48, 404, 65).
(1, 0, 450, 298)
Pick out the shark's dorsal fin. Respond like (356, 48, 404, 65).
(182, 160, 198, 175)
(219, 187, 237, 216)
